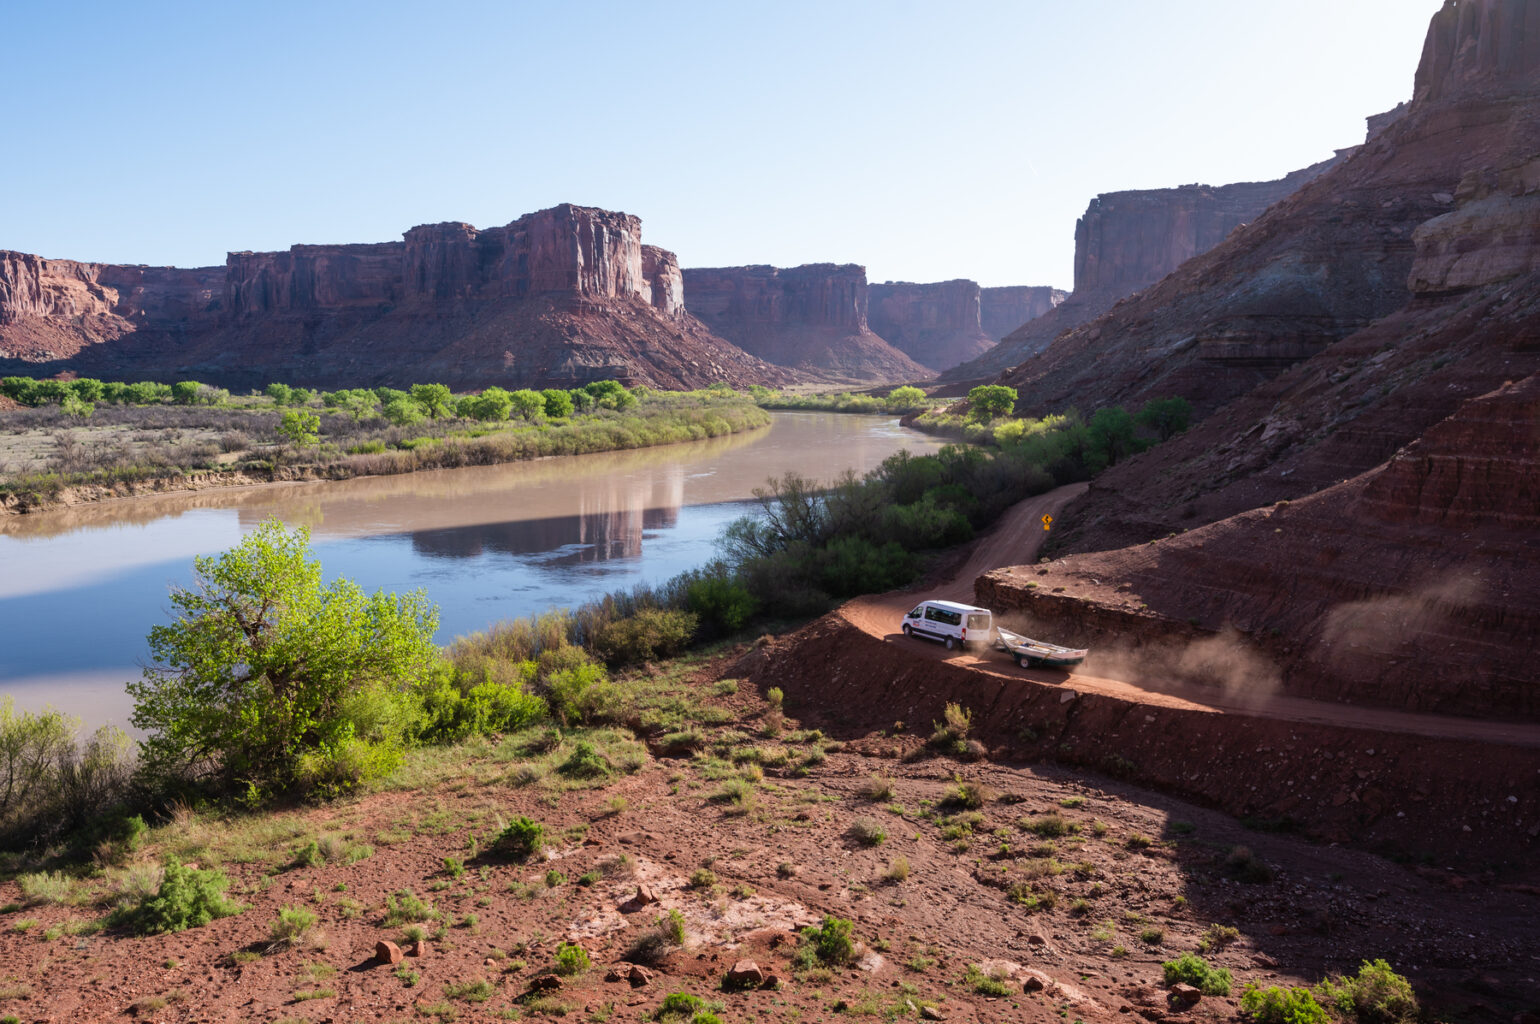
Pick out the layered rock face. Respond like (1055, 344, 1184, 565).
(866, 280, 992, 371)
(986, 375, 1540, 718)
(1414, 0, 1540, 104)
(1071, 158, 1341, 300)
(683, 264, 929, 382)
(0, 205, 795, 390)
(940, 157, 1342, 383)
(985, 0, 1540, 721)
(978, 286, 1066, 342)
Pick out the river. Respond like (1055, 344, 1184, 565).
(0, 412, 941, 732)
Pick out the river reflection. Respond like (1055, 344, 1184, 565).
(0, 413, 942, 731)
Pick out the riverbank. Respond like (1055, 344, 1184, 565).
(0, 391, 770, 515)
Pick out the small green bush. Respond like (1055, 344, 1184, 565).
(494, 816, 545, 860)
(554, 941, 590, 976)
(1162, 953, 1232, 996)
(558, 740, 610, 779)
(1316, 960, 1419, 1024)
(656, 993, 704, 1021)
(1241, 984, 1330, 1024)
(270, 905, 317, 946)
(121, 861, 243, 935)
(850, 817, 887, 846)
(799, 914, 855, 967)
(594, 608, 698, 666)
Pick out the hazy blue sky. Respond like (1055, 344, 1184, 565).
(2, 1, 1437, 288)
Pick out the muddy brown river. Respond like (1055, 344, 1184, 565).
(0, 412, 941, 732)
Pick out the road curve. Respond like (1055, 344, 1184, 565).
(839, 484, 1540, 749)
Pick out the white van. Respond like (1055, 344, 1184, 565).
(901, 600, 993, 650)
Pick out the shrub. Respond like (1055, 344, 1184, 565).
(445, 978, 496, 1002)
(270, 905, 318, 947)
(594, 608, 698, 665)
(766, 687, 784, 709)
(1022, 813, 1077, 838)
(554, 941, 590, 976)
(965, 964, 1012, 996)
(850, 817, 887, 846)
(864, 776, 894, 801)
(929, 702, 972, 750)
(544, 659, 609, 726)
(1161, 953, 1233, 996)
(1198, 923, 1239, 953)
(128, 519, 437, 802)
(656, 993, 704, 1021)
(120, 861, 243, 935)
(1241, 985, 1331, 1024)
(1225, 845, 1275, 883)
(689, 868, 717, 889)
(558, 740, 610, 779)
(883, 857, 910, 883)
(942, 779, 988, 809)
(1315, 960, 1419, 1024)
(799, 914, 855, 967)
(493, 817, 545, 860)
(685, 574, 757, 634)
(382, 889, 434, 927)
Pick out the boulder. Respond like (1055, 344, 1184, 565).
(1169, 983, 1202, 1008)
(374, 940, 403, 965)
(725, 959, 765, 989)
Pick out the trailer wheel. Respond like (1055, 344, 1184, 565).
(944, 636, 956, 651)
(1016, 653, 1031, 669)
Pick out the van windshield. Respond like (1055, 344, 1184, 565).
(967, 614, 990, 630)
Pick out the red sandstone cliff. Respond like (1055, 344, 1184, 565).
(978, 286, 1066, 342)
(682, 264, 929, 383)
(0, 205, 795, 390)
(940, 156, 1343, 384)
(980, 0, 1540, 721)
(866, 280, 992, 372)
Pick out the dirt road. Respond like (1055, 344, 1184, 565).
(840, 483, 1540, 749)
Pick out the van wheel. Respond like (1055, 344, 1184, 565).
(944, 637, 956, 651)
(902, 624, 912, 638)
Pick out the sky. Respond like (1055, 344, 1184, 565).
(1, 1, 1438, 289)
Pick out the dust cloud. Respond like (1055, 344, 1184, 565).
(993, 612, 1284, 706)
(1317, 576, 1481, 665)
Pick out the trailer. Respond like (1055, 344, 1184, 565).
(994, 627, 1088, 670)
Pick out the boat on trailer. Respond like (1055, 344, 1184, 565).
(994, 627, 1088, 670)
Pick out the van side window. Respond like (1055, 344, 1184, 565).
(945, 610, 961, 625)
(924, 607, 939, 622)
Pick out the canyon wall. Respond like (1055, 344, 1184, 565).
(1414, 0, 1540, 104)
(682, 264, 929, 382)
(0, 204, 796, 390)
(866, 280, 992, 371)
(978, 286, 1066, 341)
(1070, 156, 1343, 301)
(940, 155, 1344, 383)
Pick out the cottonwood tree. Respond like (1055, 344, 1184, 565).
(129, 519, 439, 802)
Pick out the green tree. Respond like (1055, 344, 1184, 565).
(885, 386, 927, 412)
(966, 384, 1017, 422)
(410, 383, 455, 419)
(128, 519, 440, 800)
(583, 379, 636, 410)
(382, 397, 426, 427)
(0, 377, 35, 403)
(568, 388, 595, 413)
(322, 388, 379, 420)
(265, 382, 295, 406)
(541, 389, 574, 419)
(125, 381, 171, 404)
(60, 393, 94, 418)
(170, 380, 203, 405)
(509, 389, 545, 421)
(278, 409, 321, 447)
(101, 381, 129, 404)
(472, 387, 516, 422)
(69, 378, 105, 402)
(1134, 396, 1192, 442)
(1088, 405, 1141, 466)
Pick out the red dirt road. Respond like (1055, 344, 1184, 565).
(841, 484, 1540, 749)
